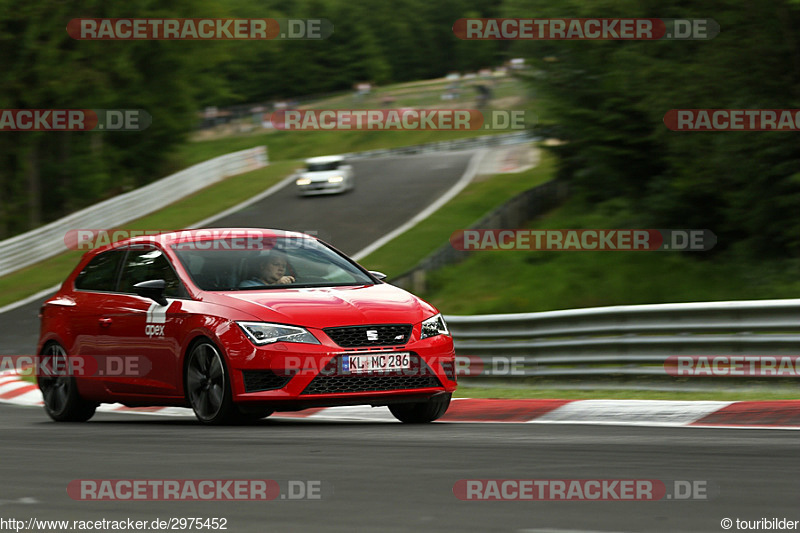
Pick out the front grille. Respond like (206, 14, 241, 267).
(301, 354, 442, 395)
(242, 370, 292, 393)
(324, 324, 412, 348)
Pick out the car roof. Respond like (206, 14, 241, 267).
(305, 155, 345, 164)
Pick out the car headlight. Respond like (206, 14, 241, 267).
(327, 175, 344, 183)
(237, 322, 320, 345)
(420, 313, 450, 339)
(296, 178, 311, 186)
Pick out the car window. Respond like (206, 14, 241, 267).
(118, 248, 183, 297)
(172, 237, 374, 291)
(74, 250, 126, 292)
(307, 161, 341, 172)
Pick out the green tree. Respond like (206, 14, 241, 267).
(507, 0, 800, 259)
(0, 0, 230, 236)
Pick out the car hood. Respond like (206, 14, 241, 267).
(204, 284, 437, 328)
(299, 170, 346, 181)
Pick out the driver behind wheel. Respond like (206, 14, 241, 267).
(239, 250, 295, 287)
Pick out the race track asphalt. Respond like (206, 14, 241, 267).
(2, 404, 798, 532)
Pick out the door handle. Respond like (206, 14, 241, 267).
(99, 318, 113, 328)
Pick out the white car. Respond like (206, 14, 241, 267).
(295, 155, 355, 196)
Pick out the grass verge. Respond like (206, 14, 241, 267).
(177, 75, 530, 165)
(176, 128, 514, 168)
(420, 196, 800, 315)
(360, 148, 553, 277)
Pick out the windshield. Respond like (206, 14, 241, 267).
(306, 161, 341, 172)
(171, 237, 374, 291)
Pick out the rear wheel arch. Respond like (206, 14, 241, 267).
(37, 341, 97, 422)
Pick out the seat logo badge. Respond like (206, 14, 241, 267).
(366, 330, 378, 341)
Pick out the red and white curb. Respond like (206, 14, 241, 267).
(3, 372, 799, 428)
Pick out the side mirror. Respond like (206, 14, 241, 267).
(368, 271, 387, 281)
(133, 279, 168, 306)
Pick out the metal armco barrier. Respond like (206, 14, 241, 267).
(444, 298, 800, 379)
(0, 147, 268, 278)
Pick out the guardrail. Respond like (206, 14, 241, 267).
(444, 298, 800, 384)
(0, 147, 268, 278)
(345, 131, 535, 160)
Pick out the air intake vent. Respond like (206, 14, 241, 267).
(242, 370, 292, 393)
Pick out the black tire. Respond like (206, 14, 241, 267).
(37, 343, 97, 422)
(389, 393, 451, 423)
(185, 340, 239, 425)
(235, 406, 274, 422)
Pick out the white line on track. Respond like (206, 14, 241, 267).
(0, 283, 61, 316)
(352, 149, 488, 260)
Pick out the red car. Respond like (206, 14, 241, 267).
(37, 229, 456, 424)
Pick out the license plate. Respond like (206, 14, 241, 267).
(343, 352, 411, 374)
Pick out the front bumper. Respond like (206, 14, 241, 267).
(220, 326, 457, 409)
(296, 180, 347, 195)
